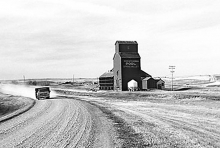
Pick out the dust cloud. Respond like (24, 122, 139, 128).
(0, 84, 58, 99)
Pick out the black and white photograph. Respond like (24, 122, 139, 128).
(0, 0, 220, 147)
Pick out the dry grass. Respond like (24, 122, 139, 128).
(0, 94, 23, 116)
(0, 93, 35, 122)
(56, 87, 220, 147)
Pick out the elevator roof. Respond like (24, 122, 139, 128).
(119, 52, 140, 58)
(115, 41, 138, 44)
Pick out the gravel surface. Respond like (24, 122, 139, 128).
(0, 97, 117, 148)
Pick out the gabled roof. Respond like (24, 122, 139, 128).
(156, 79, 165, 83)
(153, 77, 165, 83)
(119, 52, 140, 58)
(115, 41, 138, 45)
(142, 77, 153, 81)
(153, 77, 161, 80)
(99, 71, 114, 78)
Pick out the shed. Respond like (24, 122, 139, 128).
(142, 77, 157, 90)
(154, 78, 165, 90)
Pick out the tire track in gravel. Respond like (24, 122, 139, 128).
(67, 103, 92, 148)
(0, 100, 66, 147)
(15, 100, 71, 147)
(0, 100, 53, 140)
(0, 97, 116, 148)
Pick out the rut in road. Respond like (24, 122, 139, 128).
(0, 98, 116, 148)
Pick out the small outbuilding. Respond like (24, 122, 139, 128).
(142, 77, 156, 90)
(154, 78, 165, 90)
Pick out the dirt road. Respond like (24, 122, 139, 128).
(0, 97, 116, 148)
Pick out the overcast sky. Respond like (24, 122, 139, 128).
(0, 0, 220, 80)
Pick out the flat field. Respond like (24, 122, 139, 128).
(1, 75, 220, 147)
(56, 87, 220, 148)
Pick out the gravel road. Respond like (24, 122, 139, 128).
(0, 97, 116, 148)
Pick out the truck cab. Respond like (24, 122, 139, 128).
(35, 87, 50, 100)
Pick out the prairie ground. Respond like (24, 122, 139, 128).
(1, 75, 220, 147)
(56, 87, 220, 148)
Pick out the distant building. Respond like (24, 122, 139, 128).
(113, 41, 151, 91)
(99, 41, 164, 91)
(142, 77, 165, 90)
(142, 77, 156, 90)
(214, 75, 220, 81)
(154, 77, 165, 89)
(99, 70, 114, 90)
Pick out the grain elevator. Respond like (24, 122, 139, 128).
(99, 40, 164, 91)
(113, 41, 151, 91)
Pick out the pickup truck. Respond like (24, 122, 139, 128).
(35, 87, 50, 100)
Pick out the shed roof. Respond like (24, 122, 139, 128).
(119, 52, 140, 58)
(153, 77, 161, 80)
(99, 71, 114, 78)
(153, 77, 165, 83)
(115, 41, 138, 45)
(155, 79, 165, 83)
(142, 77, 154, 81)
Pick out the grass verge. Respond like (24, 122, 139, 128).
(0, 93, 35, 122)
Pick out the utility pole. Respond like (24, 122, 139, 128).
(169, 66, 175, 91)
